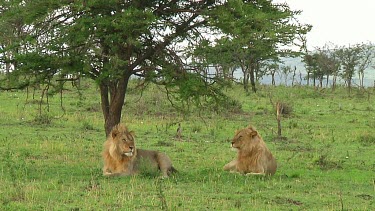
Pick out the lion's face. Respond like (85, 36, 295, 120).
(231, 126, 258, 150)
(115, 133, 135, 157)
(111, 125, 136, 157)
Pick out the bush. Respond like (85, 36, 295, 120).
(278, 102, 293, 116)
(358, 133, 375, 146)
(222, 98, 242, 113)
(32, 114, 52, 125)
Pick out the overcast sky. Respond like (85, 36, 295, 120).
(274, 0, 375, 50)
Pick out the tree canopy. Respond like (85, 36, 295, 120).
(0, 0, 309, 136)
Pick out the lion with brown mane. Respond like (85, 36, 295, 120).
(223, 125, 277, 176)
(102, 123, 176, 177)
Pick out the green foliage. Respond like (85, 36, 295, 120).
(0, 1, 311, 118)
(193, 0, 311, 92)
(163, 72, 231, 113)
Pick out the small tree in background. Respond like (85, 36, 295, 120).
(355, 43, 375, 89)
(264, 61, 280, 86)
(335, 43, 374, 93)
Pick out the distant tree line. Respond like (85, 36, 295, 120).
(192, 41, 375, 93)
(303, 43, 375, 92)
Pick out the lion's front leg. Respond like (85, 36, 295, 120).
(223, 160, 237, 172)
(245, 172, 266, 176)
(103, 164, 134, 177)
(103, 166, 113, 176)
(245, 166, 265, 175)
(103, 169, 113, 176)
(103, 169, 134, 177)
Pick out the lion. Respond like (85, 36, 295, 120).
(223, 125, 277, 176)
(102, 123, 176, 177)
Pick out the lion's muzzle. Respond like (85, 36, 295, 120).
(123, 147, 134, 157)
(123, 152, 133, 156)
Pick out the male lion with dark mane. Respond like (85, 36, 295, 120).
(223, 125, 277, 176)
(102, 123, 176, 177)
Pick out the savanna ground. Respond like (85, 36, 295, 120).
(0, 79, 374, 210)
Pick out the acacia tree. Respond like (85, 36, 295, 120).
(264, 61, 279, 86)
(280, 65, 292, 86)
(0, 0, 309, 136)
(322, 46, 341, 89)
(0, 0, 224, 136)
(355, 43, 374, 88)
(305, 49, 338, 88)
(336, 43, 374, 92)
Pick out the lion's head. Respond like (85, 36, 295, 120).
(231, 125, 261, 150)
(108, 124, 136, 159)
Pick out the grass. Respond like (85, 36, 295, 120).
(0, 80, 374, 210)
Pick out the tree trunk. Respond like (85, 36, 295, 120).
(276, 102, 282, 138)
(249, 67, 256, 93)
(100, 74, 131, 137)
(325, 74, 330, 87)
(359, 71, 364, 89)
(5, 51, 11, 87)
(291, 68, 296, 86)
(231, 67, 235, 79)
(241, 66, 249, 92)
(306, 72, 310, 86)
(319, 76, 323, 88)
(347, 77, 352, 94)
(243, 73, 248, 92)
(332, 75, 337, 91)
(313, 76, 316, 87)
(271, 72, 275, 86)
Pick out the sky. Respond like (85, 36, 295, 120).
(273, 0, 375, 50)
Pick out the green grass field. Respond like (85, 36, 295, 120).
(1, 80, 374, 210)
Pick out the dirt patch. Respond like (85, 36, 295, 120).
(356, 194, 373, 201)
(273, 196, 303, 206)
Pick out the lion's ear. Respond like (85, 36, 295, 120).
(250, 130, 258, 138)
(129, 131, 135, 139)
(111, 127, 119, 139)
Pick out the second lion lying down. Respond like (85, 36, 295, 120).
(102, 123, 176, 177)
(223, 125, 277, 176)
